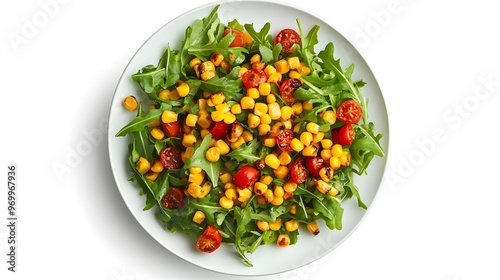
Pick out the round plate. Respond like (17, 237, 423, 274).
(108, 0, 389, 276)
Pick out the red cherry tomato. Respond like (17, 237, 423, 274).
(337, 100, 362, 124)
(161, 187, 184, 209)
(160, 147, 183, 169)
(233, 165, 260, 189)
(162, 121, 182, 138)
(241, 69, 268, 89)
(279, 78, 301, 103)
(196, 225, 222, 253)
(290, 157, 309, 184)
(275, 129, 294, 152)
(274, 28, 301, 54)
(222, 28, 246, 48)
(336, 124, 355, 145)
(305, 156, 324, 178)
(209, 121, 231, 140)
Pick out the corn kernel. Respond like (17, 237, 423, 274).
(268, 102, 281, 120)
(331, 144, 344, 157)
(257, 220, 270, 232)
(215, 103, 230, 113)
(340, 151, 351, 167)
(312, 132, 324, 143)
(201, 71, 216, 81)
(274, 59, 289, 74)
(220, 59, 230, 73)
(303, 100, 313, 110)
(284, 219, 299, 231)
(321, 139, 333, 149)
(223, 112, 236, 124)
(258, 124, 271, 136)
(241, 130, 254, 142)
(188, 172, 205, 185)
(182, 134, 196, 147)
(250, 54, 261, 64)
(273, 166, 289, 179)
(240, 96, 255, 109)
(237, 188, 252, 202)
(307, 221, 320, 235)
(266, 94, 277, 104)
(215, 139, 230, 155)
(288, 70, 301, 79)
(288, 56, 301, 69)
(230, 136, 246, 150)
(289, 203, 298, 214)
(224, 182, 236, 190)
(189, 57, 202, 68)
(264, 154, 280, 169)
(263, 189, 274, 203)
(184, 114, 198, 127)
(210, 53, 224, 66)
(150, 127, 165, 140)
(302, 145, 318, 157)
(231, 104, 242, 114)
(271, 195, 284, 206)
(145, 170, 159, 181)
(300, 132, 313, 146)
(247, 88, 260, 99)
(247, 113, 261, 128)
(320, 149, 333, 161)
(263, 137, 276, 148)
(277, 234, 290, 247)
(135, 157, 150, 174)
(161, 110, 178, 123)
(290, 138, 304, 152)
(322, 110, 336, 125)
(211, 110, 225, 122)
(192, 211, 206, 224)
(252, 61, 265, 71)
(306, 122, 320, 134)
(278, 152, 292, 165)
(260, 175, 273, 185)
(219, 196, 234, 209)
(239, 67, 248, 77)
(283, 180, 298, 193)
(122, 95, 138, 111)
(260, 113, 272, 125)
(273, 186, 285, 197)
(219, 172, 232, 184)
(254, 182, 268, 195)
(258, 82, 271, 96)
(267, 72, 282, 84)
(315, 179, 338, 196)
(210, 92, 225, 106)
(225, 188, 238, 200)
(330, 156, 341, 170)
(243, 31, 253, 44)
(291, 102, 303, 115)
(150, 159, 164, 173)
(280, 106, 293, 121)
(264, 65, 277, 77)
(206, 147, 220, 162)
(176, 82, 190, 97)
(297, 63, 311, 76)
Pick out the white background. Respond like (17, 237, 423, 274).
(1, 0, 499, 279)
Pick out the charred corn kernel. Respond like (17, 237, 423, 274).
(247, 113, 260, 128)
(246, 87, 260, 99)
(252, 61, 265, 71)
(271, 195, 284, 206)
(206, 147, 220, 162)
(288, 70, 301, 79)
(322, 110, 336, 125)
(200, 181, 211, 198)
(260, 175, 273, 185)
(237, 188, 252, 202)
(283, 180, 298, 193)
(268, 103, 281, 120)
(273, 166, 289, 179)
(331, 144, 344, 158)
(291, 102, 303, 115)
(279, 152, 292, 165)
(182, 134, 197, 147)
(306, 122, 320, 134)
(288, 56, 301, 69)
(250, 54, 261, 64)
(145, 170, 159, 181)
(266, 94, 277, 104)
(274, 59, 290, 74)
(241, 130, 254, 142)
(240, 96, 255, 109)
(219, 196, 234, 209)
(225, 188, 237, 200)
(290, 138, 304, 152)
(307, 221, 320, 235)
(312, 132, 324, 143)
(303, 100, 313, 110)
(185, 114, 198, 127)
(257, 220, 270, 232)
(224, 182, 236, 190)
(219, 172, 232, 184)
(297, 63, 311, 76)
(321, 139, 333, 149)
(254, 182, 268, 195)
(316, 179, 338, 196)
(265, 154, 280, 169)
(150, 127, 165, 140)
(229, 53, 237, 63)
(260, 113, 272, 125)
(151, 159, 164, 173)
(340, 151, 351, 167)
(230, 136, 246, 150)
(188, 172, 205, 185)
(158, 89, 171, 100)
(176, 82, 190, 97)
(258, 82, 271, 96)
(210, 92, 225, 106)
(263, 137, 276, 148)
(284, 219, 299, 231)
(199, 60, 215, 73)
(258, 124, 271, 136)
(215, 139, 230, 155)
(264, 65, 277, 76)
(231, 104, 242, 114)
(187, 183, 202, 198)
(274, 186, 285, 197)
(329, 156, 341, 170)
(320, 149, 333, 161)
(210, 53, 224, 66)
(192, 211, 206, 224)
(280, 106, 293, 121)
(319, 166, 334, 182)
(267, 72, 281, 84)
(210, 110, 224, 122)
(135, 157, 150, 174)
(243, 31, 253, 44)
(254, 103, 268, 117)
(223, 112, 236, 124)
(239, 67, 248, 77)
(302, 145, 318, 157)
(263, 189, 274, 203)
(189, 57, 202, 68)
(300, 132, 313, 146)
(161, 110, 178, 123)
(277, 233, 290, 247)
(220, 59, 230, 73)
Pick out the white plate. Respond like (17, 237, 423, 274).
(108, 0, 389, 276)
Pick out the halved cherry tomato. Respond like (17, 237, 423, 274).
(222, 28, 245, 48)
(196, 225, 222, 253)
(279, 78, 301, 103)
(209, 121, 230, 140)
(333, 124, 356, 145)
(162, 121, 182, 138)
(160, 146, 183, 169)
(305, 156, 324, 178)
(241, 69, 267, 89)
(337, 100, 362, 124)
(274, 28, 301, 54)
(275, 129, 294, 152)
(233, 165, 260, 189)
(161, 186, 184, 209)
(290, 157, 309, 184)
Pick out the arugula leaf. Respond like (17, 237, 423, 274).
(184, 135, 223, 186)
(226, 138, 261, 164)
(200, 66, 243, 101)
(116, 103, 172, 137)
(244, 22, 273, 52)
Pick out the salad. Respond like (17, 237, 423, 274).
(116, 5, 384, 266)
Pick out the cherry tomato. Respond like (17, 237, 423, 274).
(290, 157, 309, 184)
(160, 146, 183, 169)
(279, 78, 301, 103)
(305, 156, 324, 178)
(337, 100, 362, 124)
(162, 121, 182, 138)
(196, 225, 222, 253)
(274, 28, 301, 54)
(161, 186, 184, 209)
(335, 124, 355, 145)
(222, 28, 246, 48)
(209, 121, 230, 140)
(241, 69, 268, 89)
(275, 129, 294, 152)
(233, 165, 260, 189)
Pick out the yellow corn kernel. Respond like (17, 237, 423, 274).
(169, 89, 181, 101)
(219, 196, 234, 209)
(149, 119, 161, 127)
(150, 159, 164, 173)
(185, 114, 198, 127)
(273, 186, 285, 197)
(331, 144, 344, 158)
(283, 180, 298, 193)
(307, 221, 320, 235)
(196, 99, 207, 111)
(215, 139, 230, 155)
(223, 112, 236, 124)
(150, 127, 165, 140)
(199, 60, 215, 73)
(210, 92, 225, 106)
(288, 204, 298, 215)
(176, 82, 190, 97)
(192, 211, 206, 224)
(199, 182, 212, 198)
(258, 124, 271, 136)
(300, 132, 313, 146)
(237, 188, 252, 202)
(182, 134, 197, 147)
(135, 157, 150, 174)
(243, 31, 253, 44)
(282, 120, 292, 130)
(273, 166, 289, 179)
(210, 110, 225, 122)
(231, 104, 242, 114)
(288, 56, 301, 69)
(220, 59, 230, 73)
(201, 70, 216, 81)
(274, 59, 290, 74)
(215, 103, 230, 113)
(319, 166, 334, 182)
(266, 94, 277, 104)
(297, 63, 311, 76)
(268, 102, 282, 120)
(271, 195, 284, 206)
(241, 130, 254, 142)
(189, 166, 202, 174)
(306, 122, 320, 134)
(302, 145, 318, 157)
(280, 106, 293, 121)
(145, 170, 159, 181)
(321, 139, 333, 150)
(257, 220, 270, 232)
(279, 152, 292, 165)
(230, 136, 246, 150)
(189, 57, 202, 68)
(181, 147, 194, 163)
(260, 175, 273, 185)
(198, 129, 209, 139)
(210, 53, 224, 66)
(265, 154, 280, 169)
(229, 53, 237, 63)
(203, 90, 212, 99)
(225, 188, 238, 200)
(330, 156, 341, 170)
(290, 138, 304, 152)
(267, 72, 282, 84)
(161, 110, 178, 123)
(315, 179, 339, 196)
(219, 172, 232, 184)
(322, 110, 336, 125)
(249, 53, 260, 64)
(239, 66, 248, 77)
(253, 103, 267, 117)
(252, 61, 265, 71)
(264, 65, 277, 76)
(256, 195, 266, 204)
(206, 147, 221, 162)
(320, 149, 333, 162)
(122, 95, 138, 111)
(254, 182, 268, 195)
(284, 219, 299, 232)
(224, 182, 236, 190)
(258, 82, 271, 96)
(340, 151, 351, 167)
(291, 102, 303, 115)
(293, 123, 301, 134)
(209, 138, 217, 147)
(246, 87, 260, 99)
(186, 183, 202, 198)
(288, 70, 301, 79)
(158, 89, 171, 100)
(263, 189, 274, 203)
(247, 113, 261, 128)
(240, 96, 255, 110)
(260, 113, 272, 125)
(263, 137, 276, 148)
(277, 233, 290, 247)
(188, 172, 205, 185)
(303, 100, 313, 110)
(312, 132, 324, 143)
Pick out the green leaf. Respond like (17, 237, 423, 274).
(200, 66, 243, 101)
(116, 103, 171, 136)
(226, 139, 261, 164)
